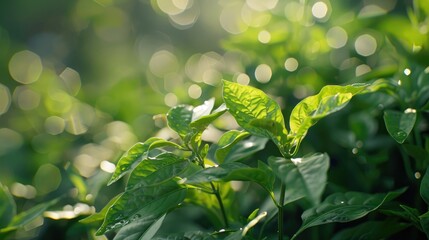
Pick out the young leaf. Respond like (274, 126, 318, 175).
(420, 167, 429, 205)
(126, 153, 189, 191)
(167, 105, 194, 139)
(289, 84, 369, 154)
(96, 184, 186, 235)
(215, 130, 250, 164)
(384, 109, 417, 144)
(190, 104, 227, 131)
(332, 220, 410, 240)
(268, 153, 329, 206)
(222, 80, 288, 154)
(224, 210, 267, 240)
(108, 138, 182, 185)
(292, 188, 406, 239)
(192, 98, 215, 122)
(0, 183, 16, 229)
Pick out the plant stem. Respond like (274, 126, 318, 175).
(278, 182, 286, 240)
(210, 182, 229, 228)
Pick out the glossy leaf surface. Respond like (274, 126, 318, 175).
(215, 130, 250, 164)
(384, 109, 416, 144)
(332, 220, 409, 240)
(269, 153, 329, 206)
(222, 80, 288, 153)
(292, 188, 406, 239)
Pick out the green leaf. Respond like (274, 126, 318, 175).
(420, 167, 429, 205)
(215, 130, 250, 164)
(268, 153, 329, 206)
(289, 84, 369, 154)
(225, 210, 267, 240)
(96, 183, 186, 235)
(108, 138, 182, 185)
(0, 183, 16, 228)
(126, 152, 189, 191)
(190, 104, 227, 131)
(222, 80, 288, 154)
(222, 136, 269, 163)
(292, 188, 406, 239)
(332, 220, 410, 240)
(167, 105, 194, 139)
(384, 109, 417, 144)
(79, 194, 122, 224)
(420, 211, 429, 239)
(0, 198, 58, 234)
(184, 161, 275, 193)
(111, 215, 160, 240)
(192, 98, 215, 122)
(152, 231, 216, 240)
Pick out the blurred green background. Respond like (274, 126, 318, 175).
(0, 0, 428, 239)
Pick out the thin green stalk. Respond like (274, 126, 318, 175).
(210, 182, 229, 228)
(278, 182, 286, 240)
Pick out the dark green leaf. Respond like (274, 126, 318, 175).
(383, 109, 416, 144)
(420, 167, 429, 205)
(96, 183, 186, 235)
(215, 130, 250, 164)
(167, 105, 194, 139)
(332, 220, 410, 240)
(223, 136, 269, 163)
(225, 210, 267, 240)
(108, 138, 182, 185)
(222, 80, 288, 154)
(184, 161, 275, 193)
(0, 183, 16, 228)
(126, 152, 189, 191)
(152, 231, 217, 240)
(292, 188, 406, 239)
(268, 153, 329, 206)
(420, 211, 429, 238)
(289, 84, 369, 154)
(112, 215, 159, 240)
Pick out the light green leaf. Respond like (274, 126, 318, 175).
(108, 138, 182, 185)
(222, 80, 288, 154)
(289, 84, 369, 154)
(215, 130, 250, 164)
(190, 103, 227, 131)
(268, 153, 329, 206)
(420, 167, 429, 205)
(184, 161, 275, 194)
(0, 183, 16, 229)
(96, 183, 186, 235)
(80, 195, 122, 224)
(167, 105, 193, 139)
(225, 210, 267, 240)
(332, 220, 410, 240)
(292, 188, 406, 239)
(126, 153, 189, 191)
(192, 98, 215, 122)
(384, 109, 417, 144)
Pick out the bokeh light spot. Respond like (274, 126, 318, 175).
(326, 26, 348, 49)
(14, 86, 41, 110)
(188, 84, 202, 99)
(11, 182, 37, 199)
(149, 50, 179, 78)
(100, 160, 116, 173)
(355, 64, 371, 76)
(312, 1, 328, 19)
(45, 116, 65, 135)
(9, 50, 43, 84)
(236, 73, 250, 85)
(220, 3, 248, 34)
(0, 84, 11, 115)
(246, 0, 278, 11)
(164, 92, 178, 107)
(59, 67, 81, 96)
(0, 128, 23, 156)
(255, 64, 272, 83)
(284, 58, 299, 72)
(34, 164, 62, 195)
(258, 30, 271, 44)
(355, 34, 377, 56)
(284, 2, 304, 22)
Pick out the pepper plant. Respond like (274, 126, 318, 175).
(83, 80, 409, 239)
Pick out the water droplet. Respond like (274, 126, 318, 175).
(395, 131, 407, 138)
(340, 201, 345, 204)
(397, 80, 402, 86)
(404, 108, 416, 114)
(352, 148, 358, 154)
(404, 68, 411, 76)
